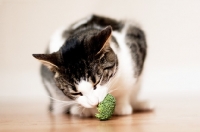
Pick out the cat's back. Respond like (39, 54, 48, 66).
(49, 15, 145, 49)
(111, 21, 147, 77)
(49, 14, 123, 53)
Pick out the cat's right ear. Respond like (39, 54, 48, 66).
(90, 26, 112, 54)
(32, 53, 61, 70)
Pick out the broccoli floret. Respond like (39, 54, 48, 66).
(95, 94, 116, 121)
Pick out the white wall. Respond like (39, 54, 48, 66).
(0, 0, 200, 98)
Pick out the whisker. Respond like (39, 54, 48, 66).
(54, 103, 72, 109)
(52, 102, 79, 111)
(54, 102, 77, 106)
(81, 107, 85, 114)
(107, 75, 119, 93)
(42, 82, 57, 85)
(108, 88, 118, 94)
(77, 105, 83, 112)
(46, 95, 76, 104)
(85, 95, 94, 106)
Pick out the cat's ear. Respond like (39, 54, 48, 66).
(32, 53, 61, 70)
(91, 26, 112, 54)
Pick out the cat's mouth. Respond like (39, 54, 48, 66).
(76, 90, 108, 108)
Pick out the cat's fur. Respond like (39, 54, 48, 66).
(33, 14, 152, 117)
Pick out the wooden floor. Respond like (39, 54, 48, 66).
(1, 92, 200, 132)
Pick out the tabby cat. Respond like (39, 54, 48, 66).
(33, 14, 152, 117)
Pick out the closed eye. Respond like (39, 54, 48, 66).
(94, 79, 100, 87)
(103, 63, 115, 70)
(93, 75, 103, 89)
(71, 92, 83, 96)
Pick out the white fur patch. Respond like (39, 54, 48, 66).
(77, 80, 93, 95)
(112, 23, 137, 89)
(49, 26, 67, 53)
(106, 23, 141, 115)
(76, 80, 108, 108)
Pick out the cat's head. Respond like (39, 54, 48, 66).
(33, 26, 118, 108)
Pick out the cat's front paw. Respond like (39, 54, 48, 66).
(70, 105, 97, 117)
(114, 104, 133, 116)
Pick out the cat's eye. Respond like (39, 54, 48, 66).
(71, 92, 83, 96)
(100, 57, 106, 64)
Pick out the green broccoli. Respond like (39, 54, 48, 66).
(95, 94, 116, 121)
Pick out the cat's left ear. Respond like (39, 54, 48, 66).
(32, 53, 61, 70)
(91, 26, 112, 54)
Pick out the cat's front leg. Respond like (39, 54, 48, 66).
(113, 99, 154, 115)
(114, 103, 133, 115)
(114, 96, 133, 115)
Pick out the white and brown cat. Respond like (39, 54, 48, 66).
(33, 14, 153, 117)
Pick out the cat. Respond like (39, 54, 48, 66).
(33, 14, 153, 117)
